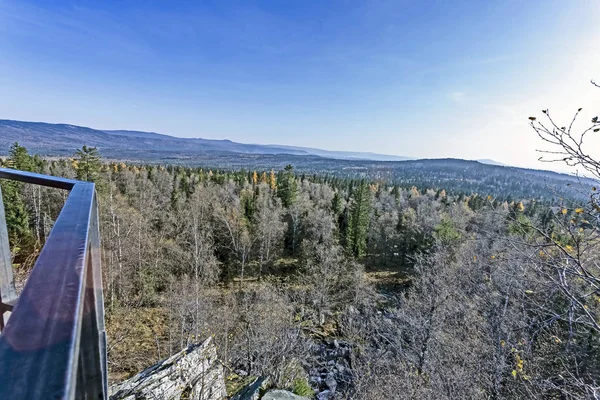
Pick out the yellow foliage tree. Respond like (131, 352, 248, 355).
(270, 170, 277, 190)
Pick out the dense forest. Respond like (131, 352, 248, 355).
(1, 106, 600, 399)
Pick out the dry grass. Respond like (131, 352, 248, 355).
(365, 267, 411, 292)
(106, 307, 169, 383)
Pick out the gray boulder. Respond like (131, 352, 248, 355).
(262, 390, 310, 400)
(230, 377, 268, 400)
(109, 337, 226, 400)
(316, 390, 333, 400)
(325, 373, 337, 393)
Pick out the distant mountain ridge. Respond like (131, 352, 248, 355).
(1, 119, 596, 201)
(477, 159, 507, 166)
(0, 119, 507, 165)
(0, 119, 413, 161)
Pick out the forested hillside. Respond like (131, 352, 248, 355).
(0, 119, 592, 202)
(1, 136, 599, 399)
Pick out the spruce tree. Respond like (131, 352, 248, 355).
(8, 142, 34, 172)
(74, 145, 102, 183)
(277, 164, 298, 208)
(346, 180, 372, 258)
(391, 185, 400, 202)
(1, 143, 33, 247)
(331, 191, 342, 216)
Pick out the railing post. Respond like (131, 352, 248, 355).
(75, 191, 107, 398)
(0, 169, 107, 399)
(0, 184, 17, 331)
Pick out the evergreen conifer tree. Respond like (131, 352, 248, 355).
(277, 165, 297, 208)
(346, 181, 372, 258)
(74, 145, 102, 183)
(1, 143, 34, 247)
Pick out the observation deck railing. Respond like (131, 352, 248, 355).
(0, 168, 107, 399)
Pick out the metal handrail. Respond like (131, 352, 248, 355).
(0, 168, 107, 399)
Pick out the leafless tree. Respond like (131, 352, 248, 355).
(254, 183, 286, 278)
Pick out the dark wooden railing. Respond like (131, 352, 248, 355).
(0, 168, 107, 399)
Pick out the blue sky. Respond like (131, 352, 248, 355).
(0, 0, 598, 169)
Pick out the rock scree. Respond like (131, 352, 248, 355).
(109, 337, 226, 400)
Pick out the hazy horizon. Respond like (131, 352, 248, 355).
(1, 0, 599, 173)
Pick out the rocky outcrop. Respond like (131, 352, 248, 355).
(262, 390, 310, 400)
(230, 377, 268, 400)
(309, 339, 353, 399)
(109, 337, 227, 400)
